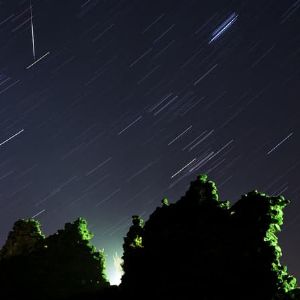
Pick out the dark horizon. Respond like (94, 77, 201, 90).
(0, 0, 299, 283)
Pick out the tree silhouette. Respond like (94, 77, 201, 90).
(0, 218, 46, 298)
(40, 217, 109, 298)
(0, 217, 108, 300)
(0, 175, 299, 300)
(0, 218, 44, 260)
(121, 215, 144, 290)
(121, 175, 298, 300)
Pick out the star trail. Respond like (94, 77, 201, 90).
(0, 0, 299, 284)
(209, 12, 238, 44)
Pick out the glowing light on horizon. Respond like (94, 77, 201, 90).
(107, 252, 124, 286)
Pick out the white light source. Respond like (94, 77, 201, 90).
(107, 252, 123, 286)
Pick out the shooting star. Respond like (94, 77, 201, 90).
(30, 0, 36, 60)
(0, 129, 24, 147)
(26, 51, 50, 69)
(32, 209, 46, 218)
(267, 132, 294, 155)
(26, 0, 50, 69)
(209, 12, 238, 44)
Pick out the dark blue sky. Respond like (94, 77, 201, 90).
(0, 0, 299, 283)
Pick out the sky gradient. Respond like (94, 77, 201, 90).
(0, 0, 299, 283)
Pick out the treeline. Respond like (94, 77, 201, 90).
(0, 175, 299, 300)
(0, 218, 109, 299)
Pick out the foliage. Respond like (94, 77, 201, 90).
(0, 175, 299, 300)
(0, 218, 44, 260)
(0, 217, 108, 299)
(121, 215, 144, 288)
(42, 217, 109, 298)
(121, 175, 298, 300)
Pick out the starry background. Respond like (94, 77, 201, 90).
(0, 0, 299, 283)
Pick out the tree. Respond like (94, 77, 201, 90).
(0, 218, 44, 260)
(42, 217, 109, 298)
(121, 175, 298, 300)
(0, 217, 109, 300)
(121, 215, 144, 289)
(0, 218, 45, 298)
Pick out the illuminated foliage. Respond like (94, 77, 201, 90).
(161, 197, 169, 207)
(0, 217, 108, 299)
(121, 215, 144, 288)
(121, 175, 298, 300)
(132, 235, 143, 248)
(0, 176, 299, 299)
(41, 217, 109, 298)
(0, 218, 44, 260)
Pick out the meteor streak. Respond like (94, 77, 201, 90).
(26, 51, 50, 69)
(0, 129, 24, 147)
(209, 12, 238, 44)
(26, 0, 50, 69)
(30, 0, 36, 60)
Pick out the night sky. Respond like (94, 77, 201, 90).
(0, 0, 299, 284)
